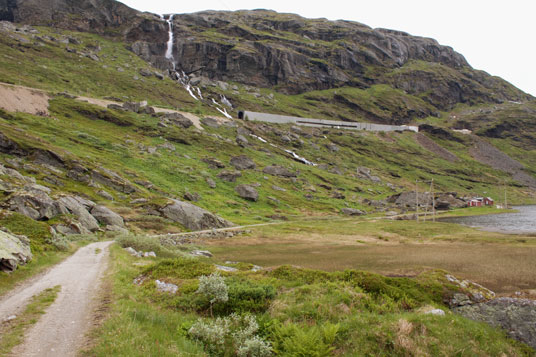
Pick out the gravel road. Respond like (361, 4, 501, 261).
(0, 241, 113, 357)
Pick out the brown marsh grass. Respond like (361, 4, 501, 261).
(207, 219, 536, 293)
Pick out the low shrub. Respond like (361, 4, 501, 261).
(115, 233, 185, 258)
(143, 257, 214, 280)
(188, 313, 272, 357)
(211, 279, 276, 315)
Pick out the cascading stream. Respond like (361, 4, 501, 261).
(162, 13, 233, 117)
(165, 14, 175, 69)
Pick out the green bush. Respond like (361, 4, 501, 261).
(215, 279, 276, 315)
(143, 257, 214, 280)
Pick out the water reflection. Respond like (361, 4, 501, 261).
(439, 205, 536, 234)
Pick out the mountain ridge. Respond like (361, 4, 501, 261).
(1, 0, 532, 117)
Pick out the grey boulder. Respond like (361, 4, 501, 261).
(7, 191, 64, 221)
(56, 196, 99, 231)
(263, 165, 298, 178)
(235, 184, 259, 202)
(160, 199, 234, 231)
(230, 155, 256, 170)
(91, 205, 124, 227)
(0, 230, 32, 272)
(217, 170, 242, 183)
(341, 208, 366, 216)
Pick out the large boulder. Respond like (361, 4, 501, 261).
(200, 117, 220, 128)
(56, 196, 99, 231)
(6, 191, 64, 221)
(160, 199, 234, 231)
(230, 155, 256, 170)
(90, 205, 124, 227)
(161, 112, 193, 129)
(0, 230, 32, 272)
(235, 184, 259, 202)
(263, 165, 298, 178)
(341, 208, 366, 216)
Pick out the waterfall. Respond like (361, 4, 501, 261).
(165, 14, 175, 69)
(220, 95, 233, 108)
(160, 15, 236, 115)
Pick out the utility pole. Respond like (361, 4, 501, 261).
(415, 180, 419, 222)
(504, 180, 508, 209)
(431, 179, 435, 222)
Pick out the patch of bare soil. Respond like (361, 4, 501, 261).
(0, 83, 50, 115)
(414, 133, 459, 162)
(469, 136, 536, 188)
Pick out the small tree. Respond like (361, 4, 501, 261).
(197, 272, 229, 316)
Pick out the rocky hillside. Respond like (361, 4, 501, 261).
(0, 0, 534, 242)
(0, 0, 137, 32)
(2, 0, 533, 125)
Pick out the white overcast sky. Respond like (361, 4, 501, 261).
(119, 0, 536, 96)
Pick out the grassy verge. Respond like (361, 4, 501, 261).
(81, 244, 205, 356)
(0, 285, 61, 355)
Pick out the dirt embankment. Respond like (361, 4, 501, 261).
(0, 83, 50, 115)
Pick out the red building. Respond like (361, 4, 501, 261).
(468, 197, 494, 207)
(483, 197, 494, 206)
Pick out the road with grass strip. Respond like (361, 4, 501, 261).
(0, 241, 112, 357)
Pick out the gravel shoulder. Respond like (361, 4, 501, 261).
(0, 241, 113, 357)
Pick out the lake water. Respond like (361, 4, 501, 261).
(439, 205, 536, 234)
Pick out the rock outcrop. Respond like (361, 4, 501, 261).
(90, 205, 124, 227)
(160, 199, 234, 231)
(0, 0, 139, 32)
(57, 196, 99, 232)
(454, 298, 536, 349)
(0, 229, 32, 272)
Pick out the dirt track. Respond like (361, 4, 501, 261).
(0, 82, 230, 131)
(0, 241, 113, 357)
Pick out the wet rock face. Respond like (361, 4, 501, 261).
(453, 298, 536, 349)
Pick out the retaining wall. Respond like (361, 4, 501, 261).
(238, 111, 419, 133)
